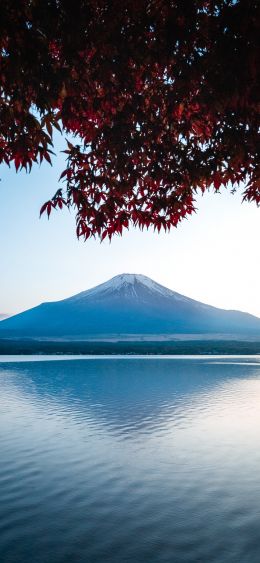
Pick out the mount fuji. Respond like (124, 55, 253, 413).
(1, 273, 260, 340)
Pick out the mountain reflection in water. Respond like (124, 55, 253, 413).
(0, 357, 260, 563)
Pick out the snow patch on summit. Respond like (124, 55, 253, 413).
(68, 273, 188, 303)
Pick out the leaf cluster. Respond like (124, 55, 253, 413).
(0, 0, 259, 238)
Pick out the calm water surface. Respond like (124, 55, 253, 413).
(0, 356, 260, 563)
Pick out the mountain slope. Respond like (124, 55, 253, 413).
(1, 273, 260, 339)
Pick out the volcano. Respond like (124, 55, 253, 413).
(1, 273, 260, 339)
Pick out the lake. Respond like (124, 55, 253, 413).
(0, 356, 260, 563)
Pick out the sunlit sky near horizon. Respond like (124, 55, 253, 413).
(0, 135, 260, 318)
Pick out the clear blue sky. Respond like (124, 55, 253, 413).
(1, 135, 259, 318)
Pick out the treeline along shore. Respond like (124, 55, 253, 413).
(0, 340, 260, 356)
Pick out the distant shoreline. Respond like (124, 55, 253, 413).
(0, 339, 260, 356)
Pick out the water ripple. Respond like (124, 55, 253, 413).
(0, 357, 260, 562)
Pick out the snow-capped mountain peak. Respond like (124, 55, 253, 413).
(69, 273, 178, 303)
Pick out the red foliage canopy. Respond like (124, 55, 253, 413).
(0, 1, 259, 239)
